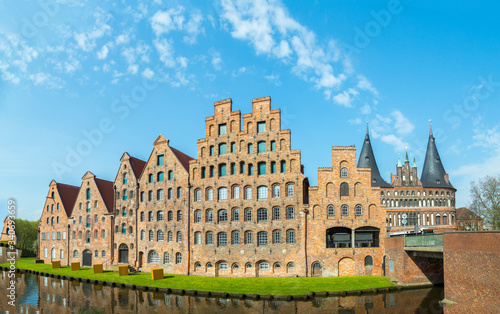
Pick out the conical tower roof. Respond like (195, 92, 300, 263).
(420, 126, 454, 189)
(357, 126, 392, 188)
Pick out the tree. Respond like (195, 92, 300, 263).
(13, 219, 39, 255)
(470, 175, 500, 230)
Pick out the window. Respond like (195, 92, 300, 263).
(258, 162, 266, 175)
(248, 143, 253, 154)
(164, 252, 170, 264)
(271, 161, 276, 174)
(210, 166, 215, 177)
(168, 231, 173, 242)
(141, 230, 145, 241)
(273, 207, 280, 220)
(195, 232, 202, 245)
(257, 231, 268, 246)
(86, 215, 91, 227)
(86, 202, 90, 212)
(148, 190, 153, 201)
(259, 262, 269, 270)
(177, 210, 182, 221)
(230, 142, 236, 152)
(207, 210, 213, 222)
(101, 230, 105, 238)
(287, 184, 294, 197)
(257, 208, 268, 222)
(286, 207, 295, 220)
(157, 211, 164, 221)
(280, 160, 286, 173)
(341, 204, 348, 216)
(230, 162, 236, 175)
(195, 210, 201, 223)
(148, 250, 160, 263)
(287, 230, 296, 244)
(355, 204, 363, 216)
(57, 232, 61, 240)
(168, 188, 173, 199)
(257, 121, 266, 133)
(248, 163, 253, 175)
(140, 211, 145, 222)
(148, 174, 153, 183)
(273, 230, 281, 244)
(122, 224, 126, 234)
(232, 231, 240, 245)
(270, 140, 276, 151)
(148, 211, 153, 222)
(60, 249, 64, 259)
(327, 205, 335, 217)
(245, 231, 253, 244)
(157, 154, 164, 166)
(42, 233, 45, 240)
(158, 230, 164, 241)
(168, 211, 173, 221)
(219, 262, 229, 270)
(140, 192, 145, 202)
(240, 162, 245, 174)
(177, 187, 182, 198)
(219, 143, 227, 155)
(157, 172, 164, 181)
(175, 253, 182, 264)
(168, 170, 173, 180)
(257, 186, 268, 199)
(218, 232, 228, 246)
(102, 250, 106, 258)
(245, 209, 252, 221)
(340, 182, 349, 196)
(232, 208, 240, 221)
(273, 185, 280, 197)
(206, 232, 213, 245)
(73, 250, 78, 258)
(219, 187, 228, 200)
(341, 167, 348, 178)
(257, 141, 266, 153)
(219, 123, 227, 135)
(201, 167, 206, 179)
(195, 189, 201, 202)
(218, 209, 228, 223)
(157, 189, 164, 200)
(233, 186, 240, 199)
(149, 230, 154, 241)
(207, 188, 213, 201)
(365, 255, 373, 267)
(245, 187, 252, 200)
(209, 146, 214, 156)
(86, 188, 90, 200)
(95, 250, 98, 258)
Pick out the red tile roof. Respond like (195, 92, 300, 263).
(56, 183, 80, 217)
(129, 157, 146, 179)
(456, 207, 482, 220)
(95, 178, 115, 213)
(170, 147, 194, 172)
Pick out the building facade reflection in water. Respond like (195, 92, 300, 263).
(0, 271, 444, 313)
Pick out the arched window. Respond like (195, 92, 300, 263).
(168, 170, 173, 180)
(365, 255, 373, 267)
(218, 143, 226, 155)
(232, 208, 240, 221)
(244, 231, 253, 244)
(167, 231, 173, 242)
(157, 211, 164, 221)
(232, 186, 240, 199)
(287, 184, 294, 197)
(140, 211, 145, 222)
(218, 209, 227, 223)
(194, 232, 202, 245)
(232, 231, 240, 245)
(164, 252, 170, 264)
(287, 229, 296, 244)
(149, 230, 154, 241)
(157, 189, 164, 200)
(257, 141, 266, 153)
(245, 186, 252, 199)
(121, 223, 126, 234)
(168, 188, 173, 199)
(259, 262, 269, 270)
(341, 167, 348, 178)
(86, 188, 90, 200)
(257, 231, 268, 245)
(73, 250, 79, 258)
(273, 230, 281, 244)
(148, 211, 153, 222)
(355, 204, 362, 216)
(157, 230, 164, 241)
(327, 205, 335, 217)
(194, 210, 201, 223)
(177, 187, 182, 198)
(270, 140, 276, 151)
(141, 230, 145, 241)
(206, 210, 213, 222)
(218, 232, 228, 246)
(257, 186, 268, 199)
(340, 182, 349, 196)
(123, 189, 128, 200)
(195, 189, 201, 202)
(177, 210, 182, 221)
(206, 232, 213, 245)
(176, 231, 182, 243)
(219, 163, 227, 177)
(280, 160, 286, 173)
(286, 207, 295, 220)
(168, 211, 173, 221)
(273, 207, 281, 220)
(148, 250, 160, 263)
(218, 187, 228, 200)
(341, 204, 348, 216)
(175, 252, 182, 264)
(257, 208, 268, 222)
(207, 188, 213, 201)
(148, 174, 153, 183)
(245, 208, 252, 221)
(247, 143, 253, 154)
(157, 172, 164, 181)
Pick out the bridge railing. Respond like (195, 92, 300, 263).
(404, 234, 443, 247)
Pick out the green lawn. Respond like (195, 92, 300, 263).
(2, 258, 395, 295)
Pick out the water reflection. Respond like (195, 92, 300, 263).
(0, 271, 443, 313)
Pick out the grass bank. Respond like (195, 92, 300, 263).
(2, 258, 395, 295)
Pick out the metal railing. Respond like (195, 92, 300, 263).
(404, 234, 443, 247)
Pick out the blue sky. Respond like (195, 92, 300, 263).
(1, 0, 500, 220)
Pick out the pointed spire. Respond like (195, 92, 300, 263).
(405, 148, 409, 163)
(421, 125, 454, 189)
(357, 125, 392, 188)
(429, 119, 433, 136)
(412, 156, 417, 168)
(397, 155, 402, 167)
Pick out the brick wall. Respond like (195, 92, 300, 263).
(443, 232, 500, 313)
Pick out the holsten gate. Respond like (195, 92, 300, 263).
(38, 97, 457, 277)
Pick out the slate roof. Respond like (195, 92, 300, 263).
(357, 128, 392, 188)
(420, 127, 454, 189)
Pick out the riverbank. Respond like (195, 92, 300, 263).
(1, 258, 410, 298)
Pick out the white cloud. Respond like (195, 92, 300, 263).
(232, 66, 247, 77)
(369, 110, 414, 152)
(379, 134, 408, 152)
(97, 45, 109, 59)
(73, 10, 112, 52)
(184, 12, 204, 44)
(151, 7, 185, 36)
(391, 110, 414, 135)
(333, 88, 359, 107)
(472, 125, 500, 148)
(29, 72, 63, 89)
(127, 64, 138, 74)
(210, 49, 222, 70)
(142, 68, 154, 79)
(264, 73, 281, 86)
(357, 74, 379, 98)
(153, 38, 176, 67)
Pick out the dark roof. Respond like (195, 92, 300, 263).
(420, 127, 454, 189)
(456, 207, 482, 220)
(129, 157, 146, 179)
(357, 129, 392, 188)
(95, 178, 114, 213)
(170, 147, 194, 172)
(56, 183, 80, 217)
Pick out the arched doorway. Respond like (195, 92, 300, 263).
(138, 251, 144, 268)
(338, 257, 356, 276)
(256, 260, 270, 277)
(215, 261, 229, 277)
(82, 249, 92, 267)
(118, 244, 129, 263)
(311, 262, 322, 277)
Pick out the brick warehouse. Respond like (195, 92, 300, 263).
(38, 96, 457, 277)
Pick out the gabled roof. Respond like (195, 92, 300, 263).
(357, 126, 392, 188)
(170, 146, 195, 172)
(55, 182, 80, 217)
(95, 178, 114, 213)
(456, 207, 482, 220)
(129, 157, 146, 179)
(420, 126, 454, 189)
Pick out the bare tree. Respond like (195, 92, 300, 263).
(470, 175, 500, 230)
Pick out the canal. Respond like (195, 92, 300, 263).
(0, 271, 444, 313)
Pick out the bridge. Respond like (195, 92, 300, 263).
(404, 234, 443, 259)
